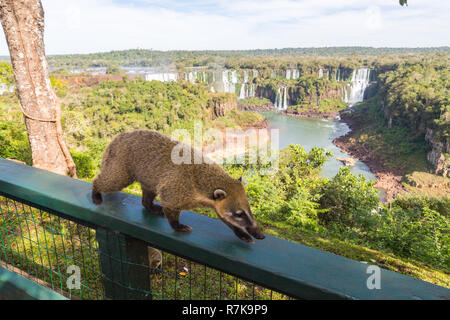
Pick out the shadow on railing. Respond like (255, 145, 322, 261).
(0, 158, 448, 300)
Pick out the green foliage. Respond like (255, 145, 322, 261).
(376, 196, 449, 268)
(44, 48, 450, 70)
(71, 150, 96, 178)
(0, 118, 31, 164)
(318, 167, 379, 235)
(379, 59, 449, 140)
(49, 76, 68, 97)
(62, 79, 210, 143)
(0, 101, 31, 165)
(238, 97, 272, 108)
(348, 95, 430, 173)
(225, 145, 332, 232)
(106, 65, 122, 74)
(0, 62, 14, 86)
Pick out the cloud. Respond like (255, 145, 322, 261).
(0, 0, 449, 55)
(365, 6, 383, 31)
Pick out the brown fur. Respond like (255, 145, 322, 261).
(92, 130, 265, 242)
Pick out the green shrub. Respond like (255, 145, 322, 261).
(0, 119, 32, 165)
(71, 150, 96, 179)
(376, 199, 449, 268)
(318, 167, 379, 235)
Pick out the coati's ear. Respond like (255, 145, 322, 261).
(238, 176, 243, 183)
(213, 189, 227, 200)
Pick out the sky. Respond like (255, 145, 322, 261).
(0, 0, 449, 55)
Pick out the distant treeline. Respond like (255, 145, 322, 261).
(2, 47, 447, 70)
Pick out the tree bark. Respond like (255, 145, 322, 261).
(0, 0, 76, 177)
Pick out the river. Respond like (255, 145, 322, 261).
(259, 111, 386, 200)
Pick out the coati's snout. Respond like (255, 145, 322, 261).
(212, 180, 265, 243)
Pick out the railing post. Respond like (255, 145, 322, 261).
(96, 228, 151, 300)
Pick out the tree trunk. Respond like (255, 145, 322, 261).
(0, 0, 76, 177)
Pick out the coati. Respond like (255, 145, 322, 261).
(92, 130, 265, 243)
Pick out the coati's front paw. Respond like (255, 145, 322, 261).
(169, 221, 192, 232)
(143, 202, 164, 215)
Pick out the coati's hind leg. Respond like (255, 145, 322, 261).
(163, 208, 192, 232)
(142, 188, 163, 215)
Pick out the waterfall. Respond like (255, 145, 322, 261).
(318, 69, 323, 79)
(249, 84, 255, 97)
(238, 70, 255, 99)
(243, 70, 249, 83)
(274, 88, 280, 108)
(335, 68, 341, 81)
(345, 68, 371, 105)
(239, 83, 246, 99)
(275, 86, 288, 110)
(342, 86, 348, 103)
(185, 70, 205, 83)
(145, 72, 178, 82)
(222, 70, 237, 93)
(283, 86, 287, 110)
(286, 69, 299, 80)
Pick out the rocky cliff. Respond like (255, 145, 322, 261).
(425, 128, 450, 178)
(207, 93, 237, 118)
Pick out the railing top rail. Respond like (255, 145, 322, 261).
(0, 158, 448, 300)
(0, 266, 67, 300)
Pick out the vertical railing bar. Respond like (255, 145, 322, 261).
(25, 205, 46, 285)
(219, 271, 222, 300)
(56, 215, 72, 299)
(47, 213, 65, 294)
(174, 256, 178, 299)
(115, 231, 128, 298)
(38, 209, 56, 289)
(85, 227, 97, 299)
(161, 251, 165, 300)
(0, 199, 10, 264)
(203, 265, 206, 300)
(0, 197, 16, 269)
(75, 224, 90, 298)
(19, 202, 39, 281)
(3, 198, 24, 273)
(68, 220, 82, 298)
(10, 200, 32, 277)
(104, 230, 115, 299)
(189, 260, 192, 300)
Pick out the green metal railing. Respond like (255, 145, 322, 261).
(0, 158, 448, 300)
(0, 266, 67, 300)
